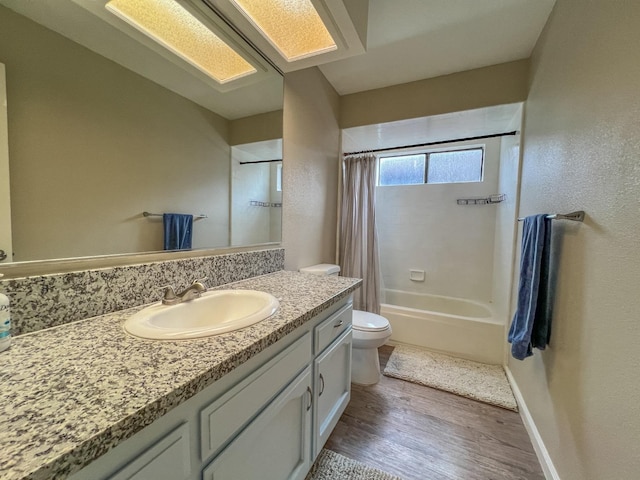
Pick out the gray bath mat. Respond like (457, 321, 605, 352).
(306, 449, 402, 480)
(383, 344, 518, 412)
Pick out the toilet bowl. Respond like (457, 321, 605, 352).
(351, 310, 392, 385)
(299, 264, 392, 386)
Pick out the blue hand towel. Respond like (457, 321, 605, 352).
(508, 214, 553, 360)
(163, 213, 193, 251)
(531, 217, 553, 350)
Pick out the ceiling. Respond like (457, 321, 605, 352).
(333, 1, 553, 149)
(1, 0, 556, 117)
(320, 0, 556, 95)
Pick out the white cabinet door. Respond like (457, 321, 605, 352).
(313, 329, 352, 457)
(108, 424, 191, 480)
(200, 333, 311, 462)
(202, 367, 313, 480)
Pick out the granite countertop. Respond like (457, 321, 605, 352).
(0, 271, 361, 480)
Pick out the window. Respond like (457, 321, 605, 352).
(378, 154, 425, 186)
(275, 163, 282, 192)
(378, 147, 484, 186)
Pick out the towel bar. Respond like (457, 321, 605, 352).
(143, 211, 208, 219)
(517, 211, 584, 222)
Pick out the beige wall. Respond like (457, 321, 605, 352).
(282, 68, 340, 270)
(510, 1, 640, 479)
(229, 110, 283, 146)
(0, 6, 231, 261)
(340, 59, 529, 129)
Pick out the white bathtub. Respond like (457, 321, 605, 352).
(381, 289, 505, 364)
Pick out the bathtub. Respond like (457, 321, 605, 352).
(381, 290, 506, 364)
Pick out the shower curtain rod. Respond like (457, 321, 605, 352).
(239, 158, 282, 165)
(343, 131, 518, 156)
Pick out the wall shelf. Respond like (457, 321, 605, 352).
(456, 194, 506, 205)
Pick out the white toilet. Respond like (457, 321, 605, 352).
(299, 264, 392, 385)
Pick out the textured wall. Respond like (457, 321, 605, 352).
(340, 60, 529, 129)
(509, 1, 640, 478)
(281, 68, 340, 271)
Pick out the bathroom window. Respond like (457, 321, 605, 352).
(378, 147, 484, 186)
(378, 154, 425, 186)
(276, 163, 283, 192)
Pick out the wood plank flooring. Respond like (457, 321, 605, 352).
(325, 345, 544, 480)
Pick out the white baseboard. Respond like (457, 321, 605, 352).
(504, 366, 561, 480)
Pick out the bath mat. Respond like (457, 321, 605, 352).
(306, 449, 402, 480)
(383, 345, 518, 412)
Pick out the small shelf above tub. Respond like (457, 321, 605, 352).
(457, 194, 506, 206)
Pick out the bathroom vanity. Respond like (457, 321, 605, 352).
(0, 271, 361, 480)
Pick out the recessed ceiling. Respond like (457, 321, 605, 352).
(228, 0, 337, 61)
(206, 0, 368, 72)
(105, 0, 257, 84)
(321, 0, 556, 95)
(0, 0, 282, 119)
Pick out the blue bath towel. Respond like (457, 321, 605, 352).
(508, 214, 553, 360)
(163, 213, 193, 250)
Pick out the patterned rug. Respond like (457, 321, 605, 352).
(383, 344, 518, 411)
(306, 449, 402, 480)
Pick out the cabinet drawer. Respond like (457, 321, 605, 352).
(200, 332, 312, 461)
(109, 423, 190, 480)
(314, 303, 351, 354)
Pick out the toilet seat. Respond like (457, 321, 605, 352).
(353, 310, 390, 332)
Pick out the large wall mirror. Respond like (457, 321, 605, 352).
(0, 0, 283, 266)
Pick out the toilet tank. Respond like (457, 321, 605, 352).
(299, 264, 340, 276)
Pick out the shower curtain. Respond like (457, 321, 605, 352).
(339, 154, 381, 314)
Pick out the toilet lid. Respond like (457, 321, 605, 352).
(352, 310, 390, 332)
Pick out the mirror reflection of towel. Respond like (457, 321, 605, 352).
(163, 213, 193, 250)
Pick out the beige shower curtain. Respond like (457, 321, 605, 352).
(339, 154, 381, 313)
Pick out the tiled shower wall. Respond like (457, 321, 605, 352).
(0, 248, 284, 336)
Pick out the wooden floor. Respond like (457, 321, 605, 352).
(325, 345, 544, 480)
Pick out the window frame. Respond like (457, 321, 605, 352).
(377, 145, 485, 186)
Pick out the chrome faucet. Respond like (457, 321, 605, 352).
(161, 277, 207, 305)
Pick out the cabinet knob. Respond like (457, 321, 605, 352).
(333, 319, 344, 328)
(319, 373, 325, 396)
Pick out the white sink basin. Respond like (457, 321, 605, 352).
(124, 290, 280, 340)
